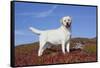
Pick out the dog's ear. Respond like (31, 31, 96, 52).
(69, 16, 72, 20)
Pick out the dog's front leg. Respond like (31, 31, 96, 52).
(61, 41, 66, 54)
(66, 42, 70, 53)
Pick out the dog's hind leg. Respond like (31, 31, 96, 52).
(61, 41, 66, 54)
(38, 40, 46, 56)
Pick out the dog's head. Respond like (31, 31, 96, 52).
(60, 16, 72, 28)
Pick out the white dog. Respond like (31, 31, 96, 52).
(29, 16, 72, 56)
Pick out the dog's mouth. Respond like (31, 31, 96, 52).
(66, 23, 71, 28)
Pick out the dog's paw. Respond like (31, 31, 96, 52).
(67, 51, 70, 53)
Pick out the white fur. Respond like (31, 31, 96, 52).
(29, 16, 72, 56)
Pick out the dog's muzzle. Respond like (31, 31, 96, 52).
(66, 22, 71, 28)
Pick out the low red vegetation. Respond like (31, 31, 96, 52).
(15, 40, 97, 67)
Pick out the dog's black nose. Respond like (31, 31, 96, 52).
(66, 22, 71, 28)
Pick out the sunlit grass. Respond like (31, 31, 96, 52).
(83, 44, 96, 54)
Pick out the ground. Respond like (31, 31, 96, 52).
(14, 38, 97, 67)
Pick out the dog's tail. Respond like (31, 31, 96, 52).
(29, 27, 42, 35)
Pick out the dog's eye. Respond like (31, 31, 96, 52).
(64, 20, 66, 22)
(68, 19, 70, 21)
